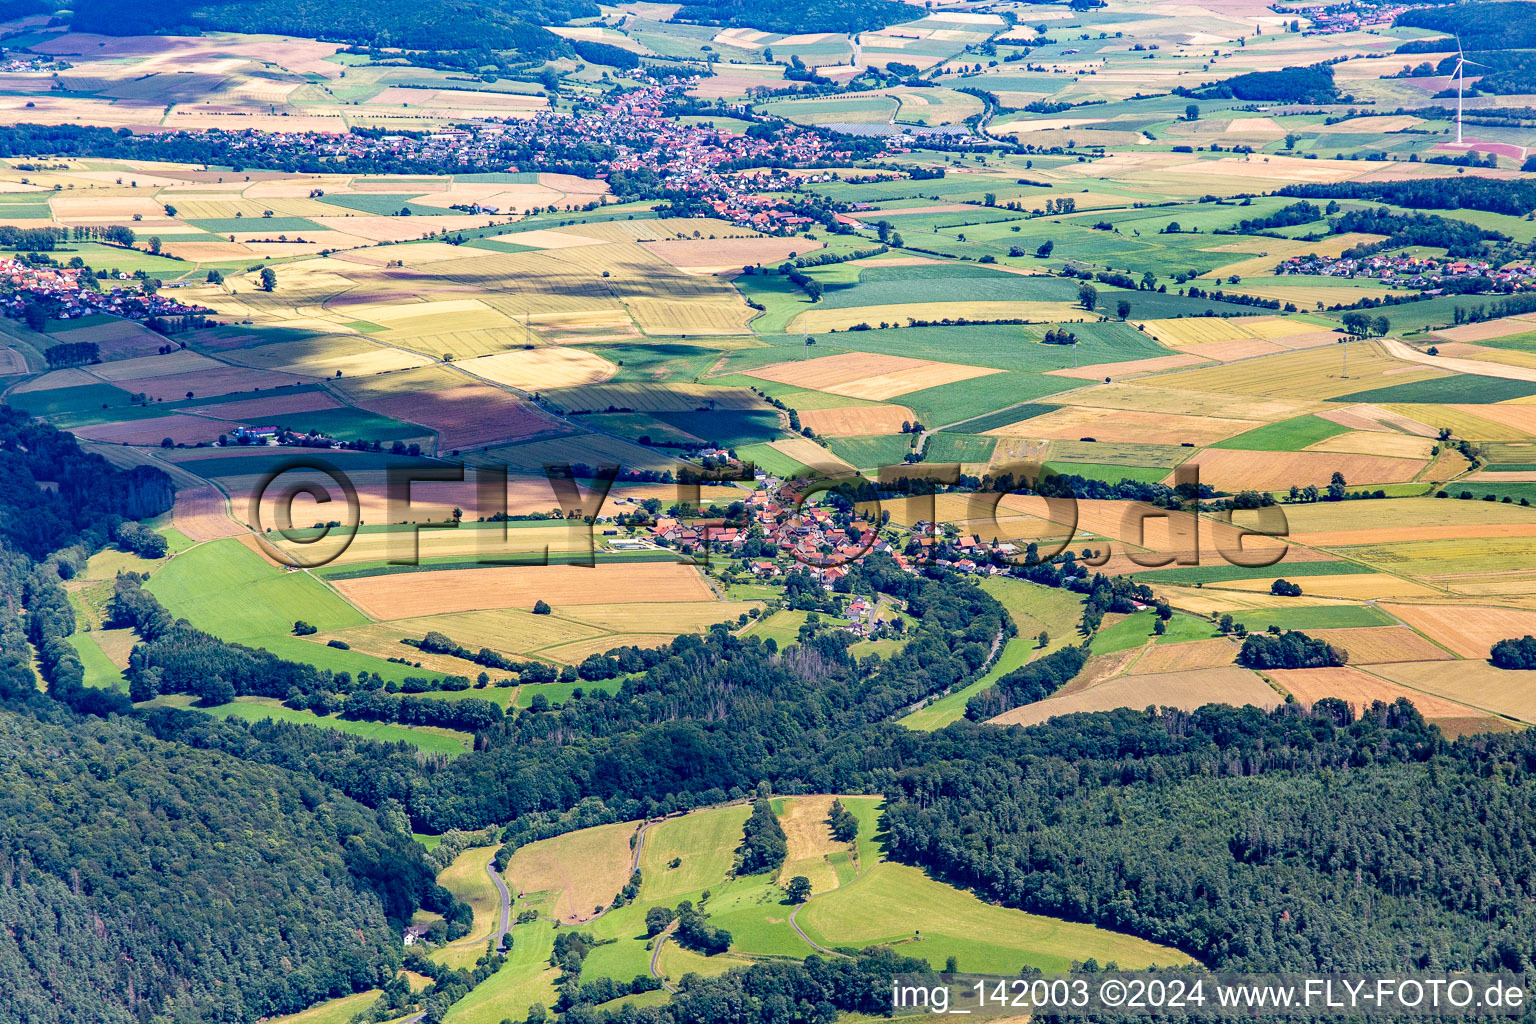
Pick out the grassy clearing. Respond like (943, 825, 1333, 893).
(1242, 605, 1395, 630)
(149, 694, 471, 755)
(639, 803, 753, 904)
(444, 919, 559, 1024)
(1211, 414, 1352, 452)
(436, 846, 502, 950)
(739, 610, 809, 649)
(1092, 611, 1217, 654)
(147, 538, 366, 642)
(796, 862, 1193, 972)
(265, 990, 384, 1024)
(67, 632, 125, 690)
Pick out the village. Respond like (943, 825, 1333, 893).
(0, 255, 210, 325)
(1274, 250, 1536, 290)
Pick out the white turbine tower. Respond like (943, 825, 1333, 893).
(1453, 37, 1486, 145)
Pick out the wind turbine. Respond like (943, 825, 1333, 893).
(1453, 36, 1486, 146)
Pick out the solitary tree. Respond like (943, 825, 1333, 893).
(258, 267, 277, 291)
(1078, 283, 1098, 310)
(785, 876, 813, 903)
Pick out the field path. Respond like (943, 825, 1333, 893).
(1382, 338, 1536, 383)
(487, 855, 512, 951)
(650, 919, 681, 993)
(787, 902, 846, 957)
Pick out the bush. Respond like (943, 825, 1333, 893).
(1237, 630, 1347, 669)
(1490, 635, 1536, 669)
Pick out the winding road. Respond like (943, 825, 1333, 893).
(486, 854, 512, 951)
(787, 903, 844, 957)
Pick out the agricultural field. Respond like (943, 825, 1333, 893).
(14, 6, 1536, 1021)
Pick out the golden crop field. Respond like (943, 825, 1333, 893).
(989, 666, 1280, 726)
(1381, 603, 1536, 659)
(1306, 626, 1452, 664)
(502, 820, 641, 923)
(749, 351, 999, 400)
(333, 562, 718, 619)
(1267, 666, 1493, 725)
(1150, 342, 1443, 400)
(777, 794, 847, 894)
(1374, 660, 1536, 724)
(456, 348, 617, 391)
(1216, 572, 1444, 599)
(796, 404, 915, 435)
(1336, 536, 1536, 580)
(1049, 383, 1311, 421)
(1303, 430, 1435, 460)
(987, 406, 1260, 446)
(1381, 404, 1529, 442)
(1125, 637, 1238, 674)
(1179, 449, 1426, 492)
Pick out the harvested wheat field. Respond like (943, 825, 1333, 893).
(641, 236, 824, 273)
(360, 385, 568, 451)
(1048, 352, 1210, 380)
(1306, 626, 1452, 664)
(87, 349, 219, 380)
(195, 391, 345, 421)
(989, 666, 1281, 727)
(1217, 574, 1442, 599)
(1303, 430, 1435, 460)
(1380, 603, 1536, 659)
(334, 561, 717, 619)
(1063, 383, 1308, 422)
(1150, 342, 1441, 400)
(132, 366, 320, 402)
(1267, 666, 1498, 730)
(767, 436, 857, 474)
(1374, 660, 1536, 725)
(1126, 637, 1238, 674)
(777, 795, 845, 894)
(1429, 316, 1536, 343)
(457, 348, 617, 390)
(796, 404, 915, 436)
(172, 484, 243, 541)
(503, 819, 640, 923)
(74, 414, 236, 445)
(747, 352, 999, 400)
(1173, 449, 1426, 492)
(987, 406, 1259, 446)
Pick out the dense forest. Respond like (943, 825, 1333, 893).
(1278, 177, 1536, 218)
(666, 0, 913, 34)
(1193, 64, 1338, 103)
(0, 123, 619, 182)
(0, 704, 448, 1023)
(68, 0, 591, 57)
(1395, 1, 1536, 52)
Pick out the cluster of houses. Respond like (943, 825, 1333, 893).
(642, 472, 1034, 590)
(1285, 1, 1414, 33)
(0, 258, 210, 323)
(1274, 252, 1536, 291)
